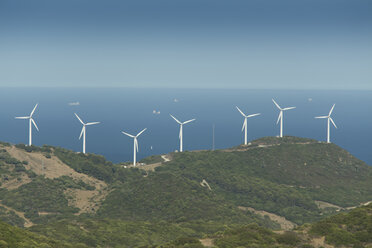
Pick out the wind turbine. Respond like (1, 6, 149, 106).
(315, 104, 337, 143)
(15, 104, 39, 146)
(272, 99, 296, 138)
(75, 113, 100, 154)
(236, 106, 260, 145)
(170, 114, 195, 152)
(121, 128, 147, 166)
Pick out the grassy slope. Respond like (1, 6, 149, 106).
(150, 137, 372, 224)
(1, 137, 372, 247)
(207, 203, 372, 248)
(30, 218, 216, 248)
(310, 203, 372, 247)
(0, 219, 77, 248)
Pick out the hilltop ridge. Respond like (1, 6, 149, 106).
(0, 136, 372, 247)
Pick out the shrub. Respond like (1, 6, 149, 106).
(276, 231, 301, 245)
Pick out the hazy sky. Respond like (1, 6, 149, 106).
(0, 0, 371, 89)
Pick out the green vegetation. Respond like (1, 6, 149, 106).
(310, 203, 372, 247)
(0, 206, 25, 228)
(0, 136, 372, 247)
(152, 136, 372, 224)
(53, 147, 145, 183)
(161, 237, 204, 248)
(139, 154, 164, 164)
(97, 172, 278, 228)
(0, 219, 76, 247)
(15, 144, 53, 155)
(30, 218, 203, 248)
(0, 176, 79, 223)
(213, 224, 302, 248)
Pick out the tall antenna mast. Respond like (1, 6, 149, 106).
(212, 124, 215, 151)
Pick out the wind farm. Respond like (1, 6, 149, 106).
(6, 95, 352, 166)
(1, 0, 371, 247)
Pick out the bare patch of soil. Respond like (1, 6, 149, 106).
(199, 238, 214, 247)
(238, 206, 296, 231)
(5, 146, 109, 214)
(310, 236, 334, 248)
(315, 200, 343, 211)
(1, 173, 31, 190)
(65, 187, 110, 214)
(140, 162, 162, 172)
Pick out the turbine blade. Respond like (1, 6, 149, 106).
(247, 113, 260, 118)
(170, 114, 181, 124)
(74, 113, 85, 125)
(236, 106, 246, 117)
(79, 126, 85, 140)
(241, 118, 247, 132)
(183, 119, 195, 124)
(179, 125, 182, 139)
(86, 122, 100, 126)
(283, 107, 296, 111)
(272, 99, 281, 110)
(30, 103, 38, 117)
(315, 116, 328, 119)
(15, 116, 29, 119)
(136, 128, 147, 137)
(121, 131, 135, 138)
(330, 117, 337, 129)
(276, 111, 282, 124)
(31, 118, 39, 131)
(329, 104, 336, 116)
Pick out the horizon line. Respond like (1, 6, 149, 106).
(0, 85, 371, 91)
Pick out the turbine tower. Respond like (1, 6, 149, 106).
(121, 128, 147, 166)
(315, 104, 337, 143)
(75, 113, 100, 154)
(236, 106, 260, 145)
(15, 104, 39, 146)
(272, 99, 296, 138)
(170, 114, 195, 152)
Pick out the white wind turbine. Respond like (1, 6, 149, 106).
(272, 99, 296, 138)
(170, 114, 195, 152)
(15, 104, 39, 146)
(315, 104, 337, 143)
(75, 113, 100, 154)
(236, 106, 260, 145)
(121, 128, 147, 166)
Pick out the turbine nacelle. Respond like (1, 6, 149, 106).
(121, 128, 147, 166)
(15, 104, 39, 146)
(272, 99, 295, 138)
(170, 114, 195, 152)
(122, 128, 147, 152)
(315, 104, 337, 128)
(236, 106, 260, 145)
(236, 106, 260, 131)
(315, 104, 337, 143)
(75, 113, 99, 153)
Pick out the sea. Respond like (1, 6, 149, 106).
(0, 87, 371, 165)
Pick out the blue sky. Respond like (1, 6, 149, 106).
(0, 0, 371, 89)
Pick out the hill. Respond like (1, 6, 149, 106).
(0, 219, 76, 248)
(194, 203, 372, 248)
(0, 136, 371, 247)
